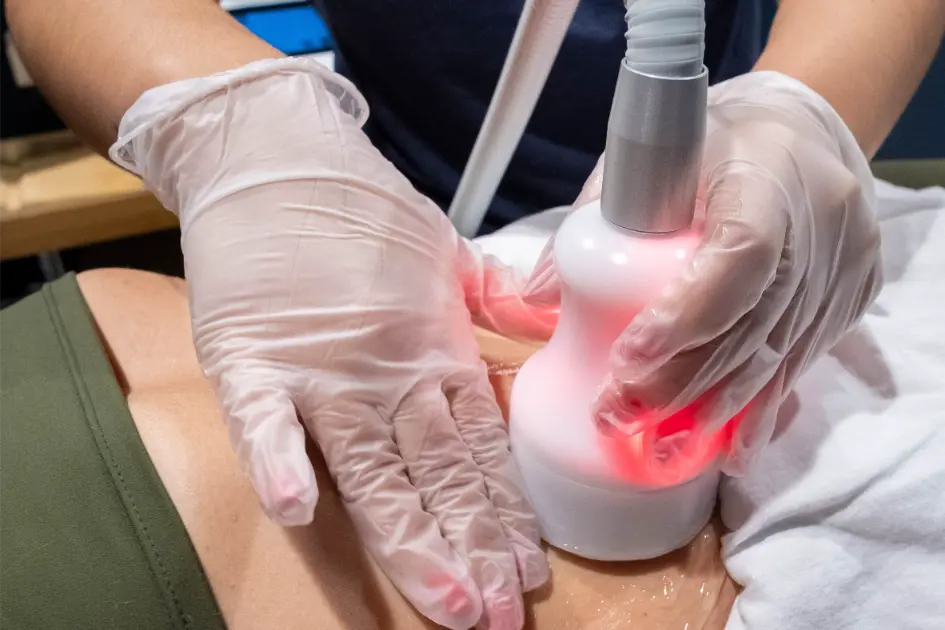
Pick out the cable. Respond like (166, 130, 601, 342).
(447, 0, 580, 238)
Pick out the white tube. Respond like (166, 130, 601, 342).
(447, 0, 580, 238)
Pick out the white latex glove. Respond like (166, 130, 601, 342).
(111, 58, 555, 630)
(526, 71, 882, 473)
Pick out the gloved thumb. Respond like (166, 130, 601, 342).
(523, 155, 605, 306)
(520, 235, 560, 308)
(457, 236, 558, 341)
(213, 364, 319, 526)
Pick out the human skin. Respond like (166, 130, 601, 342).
(754, 0, 945, 158)
(76, 268, 736, 629)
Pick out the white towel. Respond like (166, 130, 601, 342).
(475, 180, 945, 630)
(721, 181, 945, 630)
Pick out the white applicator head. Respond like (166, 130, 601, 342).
(509, 198, 724, 561)
(510, 0, 716, 561)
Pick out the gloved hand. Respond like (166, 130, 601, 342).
(111, 58, 554, 630)
(526, 71, 882, 472)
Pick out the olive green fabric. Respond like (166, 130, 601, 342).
(0, 274, 225, 630)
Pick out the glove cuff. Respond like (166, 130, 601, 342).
(108, 57, 369, 214)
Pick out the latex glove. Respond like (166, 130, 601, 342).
(111, 58, 554, 630)
(526, 71, 882, 472)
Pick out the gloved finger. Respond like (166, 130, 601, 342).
(445, 370, 548, 593)
(802, 253, 884, 361)
(719, 368, 787, 476)
(306, 398, 483, 630)
(573, 154, 606, 208)
(682, 268, 834, 437)
(596, 355, 783, 486)
(688, 341, 785, 436)
(520, 235, 559, 308)
(608, 164, 790, 384)
(394, 383, 527, 630)
(698, 299, 832, 476)
(213, 364, 318, 526)
(458, 237, 558, 342)
(714, 274, 878, 475)
(596, 257, 802, 433)
(689, 251, 879, 460)
(523, 155, 605, 306)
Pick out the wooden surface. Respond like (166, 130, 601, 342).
(1, 133, 939, 263)
(0, 136, 177, 260)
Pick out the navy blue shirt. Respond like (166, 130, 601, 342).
(316, 1, 762, 233)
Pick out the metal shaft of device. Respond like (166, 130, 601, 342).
(601, 0, 708, 234)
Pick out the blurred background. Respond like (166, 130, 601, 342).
(1, 0, 942, 307)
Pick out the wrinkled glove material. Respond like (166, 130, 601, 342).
(525, 71, 882, 476)
(110, 57, 554, 630)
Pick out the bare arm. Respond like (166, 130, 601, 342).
(5, 0, 282, 155)
(754, 0, 945, 158)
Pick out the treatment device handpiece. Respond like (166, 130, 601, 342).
(508, 1, 720, 562)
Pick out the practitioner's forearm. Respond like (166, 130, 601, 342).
(5, 0, 282, 155)
(754, 0, 945, 158)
